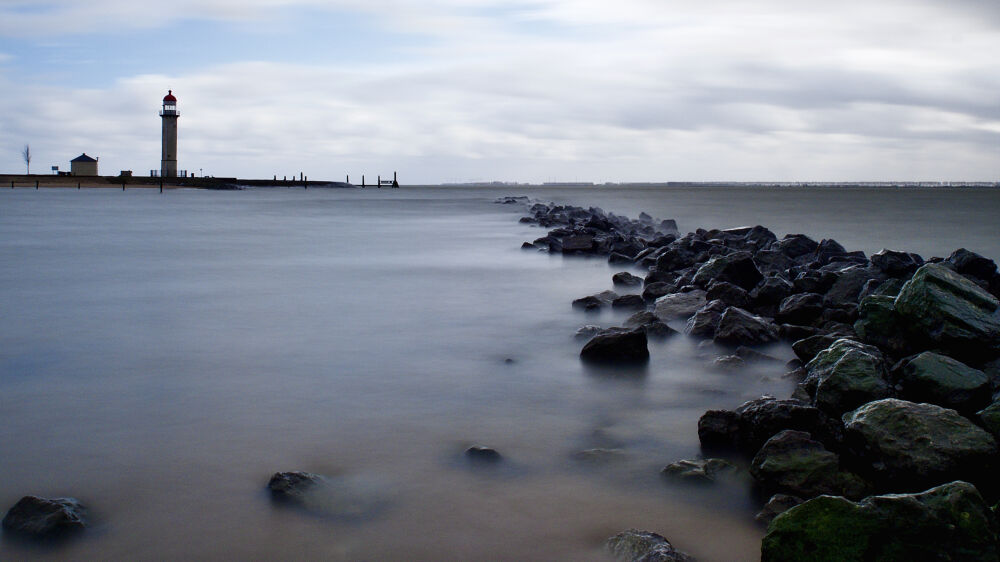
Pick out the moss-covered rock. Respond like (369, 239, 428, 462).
(898, 351, 991, 414)
(607, 529, 693, 561)
(854, 294, 910, 357)
(894, 263, 1000, 363)
(842, 398, 997, 490)
(802, 339, 891, 415)
(750, 430, 861, 499)
(762, 481, 998, 561)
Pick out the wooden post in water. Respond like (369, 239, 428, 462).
(378, 175, 381, 189)
(36, 180, 39, 189)
(362, 175, 365, 188)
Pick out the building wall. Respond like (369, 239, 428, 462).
(71, 161, 98, 176)
(161, 115, 178, 177)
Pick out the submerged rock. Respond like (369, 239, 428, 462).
(580, 329, 649, 364)
(267, 471, 391, 519)
(466, 446, 503, 463)
(612, 271, 643, 287)
(1, 496, 87, 537)
(755, 494, 805, 524)
(607, 529, 693, 562)
(661, 458, 737, 483)
(761, 481, 999, 562)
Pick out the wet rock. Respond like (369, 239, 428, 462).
(612, 294, 646, 311)
(824, 265, 884, 308)
(692, 251, 763, 291)
(268, 471, 391, 519)
(560, 234, 595, 254)
(624, 311, 678, 340)
(735, 346, 781, 363)
(949, 248, 998, 281)
(761, 481, 999, 562)
(894, 263, 1000, 363)
(713, 355, 747, 371)
(697, 409, 741, 449)
(661, 458, 737, 483)
(1, 496, 87, 537)
(655, 248, 698, 272)
(775, 293, 824, 326)
(642, 281, 676, 302)
(801, 339, 890, 416)
(750, 430, 868, 500)
(653, 290, 707, 320)
(268, 471, 325, 502)
(749, 277, 794, 316)
(705, 281, 750, 309)
(976, 401, 1000, 438)
(612, 271, 643, 287)
(466, 446, 503, 463)
(776, 234, 819, 259)
(608, 252, 634, 265)
(853, 294, 909, 357)
(843, 398, 997, 490)
(792, 269, 837, 294)
(607, 529, 693, 562)
(791, 335, 841, 363)
(898, 351, 992, 414)
(580, 328, 649, 364)
(685, 299, 728, 338)
(700, 397, 839, 456)
(870, 249, 924, 277)
(574, 325, 603, 339)
(755, 494, 804, 524)
(713, 307, 780, 346)
(871, 277, 906, 298)
(779, 324, 819, 343)
(572, 295, 604, 311)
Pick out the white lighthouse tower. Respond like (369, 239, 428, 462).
(160, 90, 179, 177)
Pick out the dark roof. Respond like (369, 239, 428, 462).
(163, 89, 176, 102)
(71, 153, 97, 162)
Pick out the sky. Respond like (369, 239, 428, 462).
(0, 0, 998, 183)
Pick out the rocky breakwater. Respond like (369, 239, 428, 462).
(498, 196, 1000, 560)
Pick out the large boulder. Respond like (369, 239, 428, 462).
(776, 293, 824, 326)
(824, 265, 884, 308)
(653, 290, 707, 320)
(790, 334, 839, 363)
(713, 307, 779, 346)
(775, 234, 819, 259)
(977, 400, 1000, 438)
(624, 311, 678, 340)
(685, 299, 727, 338)
(802, 339, 890, 415)
(692, 251, 763, 290)
(894, 263, 1000, 363)
(2, 496, 87, 537)
(750, 430, 868, 499)
(948, 248, 998, 281)
(842, 398, 998, 490)
(607, 529, 693, 561)
(870, 249, 924, 277)
(705, 281, 750, 309)
(580, 328, 649, 364)
(898, 351, 992, 414)
(853, 294, 909, 357)
(699, 397, 840, 456)
(749, 276, 794, 316)
(761, 481, 999, 562)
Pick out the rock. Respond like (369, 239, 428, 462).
(713, 307, 779, 346)
(685, 299, 728, 338)
(779, 324, 819, 343)
(608, 252, 634, 265)
(976, 401, 1000, 438)
(466, 446, 503, 462)
(755, 494, 805, 524)
(871, 277, 906, 297)
(870, 249, 924, 277)
(749, 277, 794, 316)
(574, 325, 603, 339)
(612, 294, 646, 311)
(853, 294, 910, 357)
(949, 248, 998, 281)
(776, 293, 824, 326)
(268, 471, 391, 519)
(898, 351, 992, 414)
(572, 295, 603, 311)
(750, 430, 868, 500)
(894, 263, 1000, 363)
(561, 234, 595, 254)
(790, 334, 841, 363)
(824, 265, 883, 308)
(653, 290, 707, 320)
(613, 271, 643, 287)
(607, 529, 693, 562)
(761, 481, 999, 562)
(793, 269, 837, 294)
(655, 248, 698, 272)
(268, 471, 325, 501)
(776, 234, 819, 259)
(702, 397, 840, 456)
(801, 339, 890, 415)
(713, 355, 747, 371)
(1, 496, 87, 537)
(843, 398, 998, 489)
(692, 251, 763, 291)
(642, 281, 676, 302)
(697, 409, 741, 449)
(624, 311, 678, 340)
(735, 346, 781, 363)
(661, 458, 737, 483)
(580, 328, 649, 364)
(705, 281, 750, 309)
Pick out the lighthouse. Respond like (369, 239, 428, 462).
(160, 90, 179, 177)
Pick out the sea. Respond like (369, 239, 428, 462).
(1, 185, 998, 561)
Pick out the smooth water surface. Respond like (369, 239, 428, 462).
(1, 185, 997, 560)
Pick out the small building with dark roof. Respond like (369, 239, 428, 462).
(70, 153, 98, 176)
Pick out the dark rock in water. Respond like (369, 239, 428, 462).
(700, 397, 840, 456)
(661, 458, 737, 483)
(612, 271, 643, 287)
(776, 234, 819, 259)
(653, 290, 707, 320)
(853, 294, 909, 357)
(612, 294, 646, 311)
(1, 496, 87, 537)
(705, 281, 750, 309)
(749, 276, 794, 316)
(520, 241, 538, 250)
(898, 351, 991, 414)
(790, 334, 840, 363)
(642, 281, 676, 302)
(894, 263, 1000, 363)
(608, 252, 634, 265)
(572, 295, 604, 311)
(755, 494, 805, 524)
(655, 248, 698, 272)
(466, 446, 503, 463)
(801, 339, 890, 416)
(843, 398, 997, 490)
(624, 311, 677, 340)
(496, 195, 528, 204)
(824, 265, 884, 308)
(750, 430, 869, 500)
(713, 355, 747, 371)
(870, 249, 924, 277)
(561, 234, 595, 254)
(685, 299, 728, 338)
(776, 293, 824, 326)
(580, 328, 649, 364)
(779, 324, 819, 343)
(761, 481, 999, 562)
(574, 325, 604, 339)
(713, 307, 779, 346)
(792, 269, 837, 294)
(697, 409, 741, 449)
(693, 251, 763, 291)
(949, 248, 998, 281)
(268, 471, 391, 519)
(607, 529, 693, 562)
(268, 471, 324, 501)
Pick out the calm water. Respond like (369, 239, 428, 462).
(1, 185, 997, 561)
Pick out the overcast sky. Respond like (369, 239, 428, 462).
(0, 0, 997, 183)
